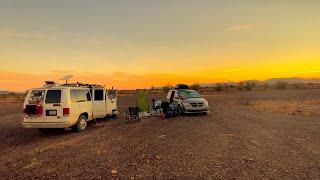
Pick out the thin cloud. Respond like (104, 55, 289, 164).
(0, 30, 56, 40)
(225, 23, 263, 32)
(293, 70, 320, 75)
(0, 70, 226, 91)
(223, 68, 242, 73)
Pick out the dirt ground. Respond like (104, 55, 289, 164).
(0, 90, 319, 179)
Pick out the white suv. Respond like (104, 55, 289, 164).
(23, 83, 117, 132)
(167, 89, 209, 114)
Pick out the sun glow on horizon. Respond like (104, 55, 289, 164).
(1, 1, 320, 91)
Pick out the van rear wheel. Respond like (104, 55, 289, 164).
(72, 115, 87, 132)
(38, 128, 50, 134)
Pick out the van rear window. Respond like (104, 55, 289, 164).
(28, 90, 45, 104)
(45, 90, 61, 103)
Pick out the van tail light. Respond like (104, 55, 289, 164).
(36, 105, 43, 116)
(63, 108, 70, 116)
(23, 108, 26, 114)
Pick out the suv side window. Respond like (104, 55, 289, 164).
(94, 89, 104, 101)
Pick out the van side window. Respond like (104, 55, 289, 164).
(70, 90, 78, 103)
(45, 90, 61, 103)
(70, 89, 90, 102)
(77, 90, 88, 102)
(94, 89, 104, 101)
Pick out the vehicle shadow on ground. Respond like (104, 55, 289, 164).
(180, 113, 210, 117)
(39, 117, 118, 135)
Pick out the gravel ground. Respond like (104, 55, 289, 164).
(0, 90, 320, 179)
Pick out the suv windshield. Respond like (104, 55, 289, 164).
(178, 90, 201, 99)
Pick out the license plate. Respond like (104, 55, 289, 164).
(46, 110, 57, 116)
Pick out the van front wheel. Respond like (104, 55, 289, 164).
(72, 115, 87, 132)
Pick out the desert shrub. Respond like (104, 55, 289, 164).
(244, 81, 257, 91)
(238, 81, 245, 91)
(162, 84, 172, 92)
(262, 83, 270, 90)
(245, 81, 252, 91)
(214, 83, 224, 92)
(176, 84, 189, 89)
(223, 84, 229, 91)
(293, 83, 302, 89)
(276, 81, 288, 90)
(190, 84, 200, 91)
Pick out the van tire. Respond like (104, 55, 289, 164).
(111, 113, 117, 119)
(38, 128, 50, 134)
(72, 115, 87, 132)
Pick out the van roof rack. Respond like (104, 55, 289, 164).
(61, 82, 104, 88)
(43, 81, 59, 88)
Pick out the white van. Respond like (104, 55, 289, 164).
(23, 83, 117, 132)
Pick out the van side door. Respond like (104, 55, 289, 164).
(76, 89, 93, 120)
(93, 88, 106, 118)
(105, 89, 117, 115)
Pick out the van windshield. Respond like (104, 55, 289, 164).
(28, 90, 45, 104)
(179, 90, 201, 99)
(45, 90, 61, 103)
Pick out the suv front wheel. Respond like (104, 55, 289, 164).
(72, 115, 87, 132)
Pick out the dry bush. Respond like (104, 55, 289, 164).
(0, 93, 25, 103)
(275, 81, 288, 90)
(190, 84, 200, 91)
(162, 84, 173, 93)
(237, 96, 252, 106)
(214, 83, 224, 92)
(251, 99, 320, 117)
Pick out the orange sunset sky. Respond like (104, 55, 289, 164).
(1, 0, 320, 91)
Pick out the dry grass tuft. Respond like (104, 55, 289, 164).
(251, 99, 320, 117)
(0, 93, 25, 103)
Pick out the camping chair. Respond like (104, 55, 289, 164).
(125, 107, 140, 123)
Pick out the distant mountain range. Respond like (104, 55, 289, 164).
(0, 90, 12, 94)
(264, 78, 320, 85)
(200, 77, 320, 87)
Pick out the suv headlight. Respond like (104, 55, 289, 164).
(182, 102, 190, 107)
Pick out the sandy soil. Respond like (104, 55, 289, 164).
(0, 90, 319, 179)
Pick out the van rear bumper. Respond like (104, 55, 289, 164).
(22, 122, 71, 128)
